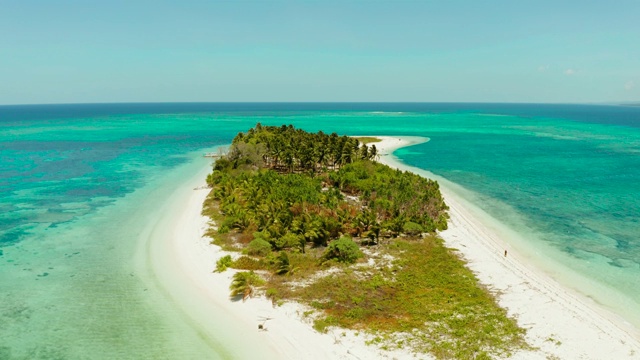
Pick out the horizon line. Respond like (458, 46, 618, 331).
(1, 101, 636, 107)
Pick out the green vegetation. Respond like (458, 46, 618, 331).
(275, 251, 295, 275)
(297, 239, 527, 358)
(321, 236, 363, 264)
(215, 255, 233, 273)
(203, 124, 528, 359)
(353, 136, 382, 145)
(246, 238, 272, 257)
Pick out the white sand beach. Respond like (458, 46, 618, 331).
(160, 138, 640, 359)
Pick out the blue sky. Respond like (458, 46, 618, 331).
(1, 0, 638, 104)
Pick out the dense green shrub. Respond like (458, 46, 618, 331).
(403, 221, 424, 236)
(215, 255, 233, 272)
(322, 236, 363, 264)
(246, 239, 272, 257)
(232, 256, 265, 270)
(273, 232, 302, 250)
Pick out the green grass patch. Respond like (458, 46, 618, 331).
(353, 136, 382, 144)
(286, 237, 529, 359)
(232, 256, 267, 271)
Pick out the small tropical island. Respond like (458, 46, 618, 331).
(202, 124, 528, 359)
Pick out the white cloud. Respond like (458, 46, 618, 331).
(538, 65, 549, 72)
(624, 81, 635, 91)
(564, 69, 575, 76)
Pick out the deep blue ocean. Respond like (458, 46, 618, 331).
(1, 103, 639, 359)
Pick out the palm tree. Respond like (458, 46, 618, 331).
(275, 251, 297, 275)
(369, 144, 378, 161)
(229, 271, 264, 301)
(360, 144, 369, 160)
(366, 222, 381, 245)
(283, 147, 295, 173)
(352, 209, 375, 237)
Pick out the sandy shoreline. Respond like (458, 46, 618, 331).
(162, 139, 640, 359)
(374, 136, 640, 359)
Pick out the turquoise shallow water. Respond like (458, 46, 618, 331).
(1, 103, 639, 357)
